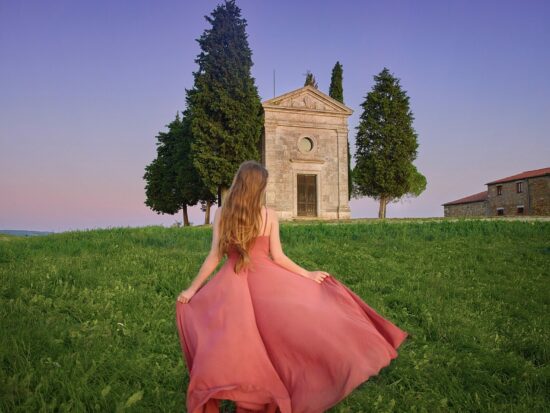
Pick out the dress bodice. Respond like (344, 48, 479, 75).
(227, 235, 270, 260)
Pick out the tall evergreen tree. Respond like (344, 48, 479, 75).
(143, 110, 216, 226)
(304, 70, 318, 88)
(328, 61, 351, 201)
(353, 67, 426, 218)
(176, 109, 217, 225)
(143, 112, 199, 225)
(187, 0, 263, 206)
(328, 61, 343, 102)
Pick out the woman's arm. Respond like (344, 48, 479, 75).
(268, 209, 310, 278)
(186, 208, 223, 293)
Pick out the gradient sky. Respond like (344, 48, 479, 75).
(1, 0, 549, 232)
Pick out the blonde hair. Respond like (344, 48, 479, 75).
(218, 160, 268, 273)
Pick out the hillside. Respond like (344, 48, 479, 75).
(0, 219, 548, 412)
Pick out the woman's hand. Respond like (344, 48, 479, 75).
(304, 270, 331, 284)
(177, 287, 197, 304)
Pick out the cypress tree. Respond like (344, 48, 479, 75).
(328, 61, 351, 201)
(143, 112, 199, 225)
(304, 70, 318, 88)
(353, 67, 426, 218)
(143, 109, 216, 226)
(328, 61, 343, 103)
(175, 109, 217, 225)
(187, 0, 263, 206)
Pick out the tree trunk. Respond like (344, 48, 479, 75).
(204, 201, 211, 225)
(378, 196, 387, 219)
(182, 205, 190, 226)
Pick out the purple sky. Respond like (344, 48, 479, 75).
(1, 0, 549, 232)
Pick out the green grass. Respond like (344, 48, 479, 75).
(1, 219, 548, 412)
(0, 233, 17, 242)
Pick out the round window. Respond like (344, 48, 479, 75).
(298, 136, 313, 152)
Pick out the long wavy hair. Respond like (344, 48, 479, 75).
(218, 160, 269, 274)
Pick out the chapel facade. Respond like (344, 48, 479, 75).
(261, 85, 353, 220)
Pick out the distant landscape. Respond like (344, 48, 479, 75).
(2, 216, 547, 238)
(0, 229, 55, 237)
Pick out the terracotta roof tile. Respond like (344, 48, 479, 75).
(442, 190, 488, 206)
(485, 167, 550, 185)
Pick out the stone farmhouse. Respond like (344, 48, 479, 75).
(442, 167, 550, 217)
(261, 85, 353, 220)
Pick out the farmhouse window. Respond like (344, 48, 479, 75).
(497, 208, 504, 216)
(516, 182, 523, 193)
(517, 206, 524, 214)
(497, 185, 502, 195)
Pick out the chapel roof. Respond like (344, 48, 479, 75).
(262, 85, 353, 115)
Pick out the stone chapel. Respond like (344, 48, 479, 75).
(260, 85, 353, 220)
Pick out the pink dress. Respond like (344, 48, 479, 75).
(175, 228, 409, 413)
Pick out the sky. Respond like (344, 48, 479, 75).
(1, 0, 549, 232)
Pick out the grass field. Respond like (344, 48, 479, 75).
(1, 219, 548, 412)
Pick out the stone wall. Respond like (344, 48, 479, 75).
(529, 176, 550, 215)
(486, 176, 549, 216)
(487, 180, 529, 216)
(444, 201, 487, 217)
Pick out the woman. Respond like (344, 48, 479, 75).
(175, 160, 408, 413)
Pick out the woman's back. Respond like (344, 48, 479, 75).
(227, 206, 271, 262)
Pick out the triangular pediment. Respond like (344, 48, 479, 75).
(262, 85, 353, 115)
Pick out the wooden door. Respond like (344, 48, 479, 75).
(297, 174, 317, 216)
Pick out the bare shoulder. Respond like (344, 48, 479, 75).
(265, 206, 279, 226)
(213, 207, 222, 228)
(266, 206, 277, 219)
